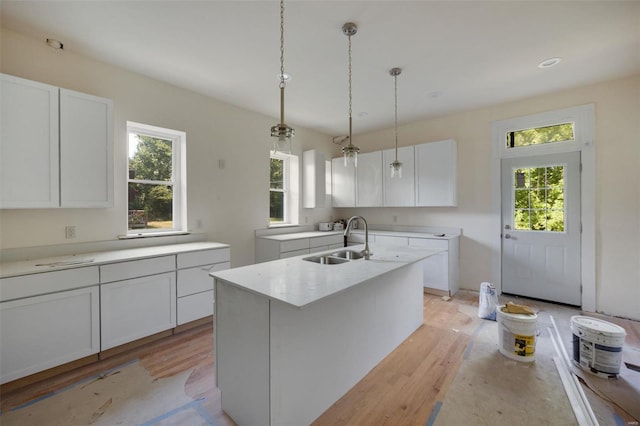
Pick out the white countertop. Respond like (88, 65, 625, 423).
(0, 242, 229, 278)
(256, 231, 343, 241)
(348, 229, 458, 240)
(211, 243, 442, 309)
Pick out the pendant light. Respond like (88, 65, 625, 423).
(270, 0, 294, 154)
(342, 22, 360, 167)
(389, 67, 403, 178)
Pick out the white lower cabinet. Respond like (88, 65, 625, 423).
(408, 237, 458, 296)
(0, 286, 100, 384)
(0, 242, 230, 384)
(256, 234, 343, 263)
(100, 272, 176, 350)
(176, 248, 230, 325)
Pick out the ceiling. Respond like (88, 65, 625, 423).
(2, 1, 639, 137)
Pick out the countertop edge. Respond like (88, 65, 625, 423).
(0, 242, 230, 279)
(211, 245, 443, 309)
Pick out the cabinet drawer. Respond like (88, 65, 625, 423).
(280, 239, 309, 253)
(177, 291, 214, 325)
(408, 238, 448, 250)
(309, 234, 342, 248)
(177, 248, 230, 269)
(0, 266, 99, 302)
(177, 263, 229, 297)
(100, 255, 175, 283)
(280, 248, 309, 259)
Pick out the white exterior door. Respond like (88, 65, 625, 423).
(501, 151, 581, 305)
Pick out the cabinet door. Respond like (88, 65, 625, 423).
(0, 74, 60, 208)
(101, 272, 176, 350)
(302, 149, 326, 208)
(356, 151, 383, 207)
(0, 286, 100, 384)
(331, 157, 356, 207)
(383, 146, 415, 206)
(415, 139, 457, 206)
(409, 238, 449, 291)
(60, 89, 113, 207)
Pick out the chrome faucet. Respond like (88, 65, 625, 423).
(344, 216, 371, 260)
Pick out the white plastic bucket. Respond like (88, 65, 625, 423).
(571, 316, 626, 378)
(497, 306, 538, 362)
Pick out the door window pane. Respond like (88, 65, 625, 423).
(512, 165, 565, 232)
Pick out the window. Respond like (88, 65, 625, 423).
(506, 122, 574, 149)
(127, 122, 186, 234)
(269, 153, 299, 226)
(270, 155, 287, 223)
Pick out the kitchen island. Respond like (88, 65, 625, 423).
(210, 243, 442, 426)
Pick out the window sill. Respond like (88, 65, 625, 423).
(118, 231, 190, 240)
(268, 223, 299, 229)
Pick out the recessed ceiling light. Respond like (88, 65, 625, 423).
(46, 38, 64, 50)
(538, 57, 561, 68)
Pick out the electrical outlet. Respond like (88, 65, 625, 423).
(65, 226, 76, 239)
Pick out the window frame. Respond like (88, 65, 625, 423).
(126, 121, 187, 236)
(270, 154, 289, 224)
(269, 152, 299, 227)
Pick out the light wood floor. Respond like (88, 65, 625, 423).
(1, 292, 638, 425)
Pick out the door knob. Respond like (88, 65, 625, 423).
(504, 234, 511, 239)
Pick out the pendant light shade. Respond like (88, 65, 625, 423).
(389, 67, 403, 178)
(342, 22, 360, 167)
(270, 0, 294, 154)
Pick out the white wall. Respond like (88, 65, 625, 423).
(2, 28, 638, 320)
(338, 75, 640, 320)
(0, 29, 335, 267)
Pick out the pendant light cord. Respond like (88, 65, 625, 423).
(348, 33, 353, 146)
(394, 72, 398, 159)
(279, 0, 285, 124)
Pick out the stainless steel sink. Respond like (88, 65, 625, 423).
(303, 249, 367, 265)
(331, 250, 365, 260)
(303, 255, 350, 265)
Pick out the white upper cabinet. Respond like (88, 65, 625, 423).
(60, 89, 113, 207)
(302, 150, 326, 208)
(0, 74, 113, 209)
(356, 151, 383, 207)
(382, 146, 415, 207)
(1, 74, 60, 208)
(331, 157, 356, 207)
(415, 139, 457, 206)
